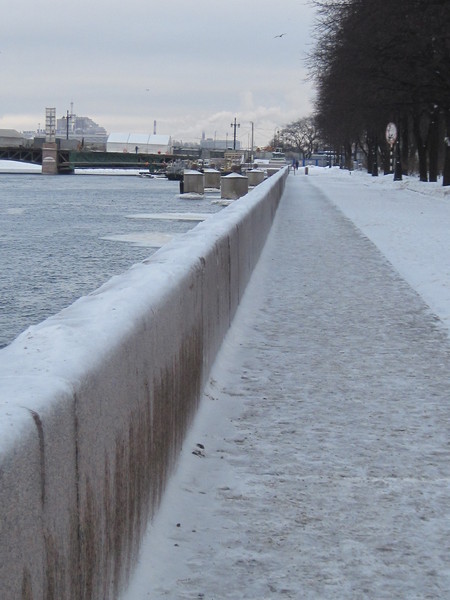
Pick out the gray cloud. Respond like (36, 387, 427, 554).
(0, 0, 316, 145)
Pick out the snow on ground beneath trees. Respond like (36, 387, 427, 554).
(308, 167, 450, 331)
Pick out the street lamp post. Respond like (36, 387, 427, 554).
(66, 110, 71, 140)
(230, 117, 240, 150)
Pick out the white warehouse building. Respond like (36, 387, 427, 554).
(106, 133, 172, 154)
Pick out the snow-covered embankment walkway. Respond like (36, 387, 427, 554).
(124, 172, 450, 599)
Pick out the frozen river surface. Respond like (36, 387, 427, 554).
(0, 173, 222, 348)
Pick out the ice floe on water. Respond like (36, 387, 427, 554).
(100, 232, 176, 247)
(126, 212, 210, 222)
(5, 207, 27, 215)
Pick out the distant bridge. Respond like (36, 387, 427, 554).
(0, 146, 178, 174)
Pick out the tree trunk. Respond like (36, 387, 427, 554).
(417, 143, 428, 181)
(367, 144, 373, 174)
(413, 110, 429, 182)
(382, 144, 392, 175)
(365, 133, 372, 174)
(428, 106, 440, 182)
(443, 109, 450, 187)
(344, 142, 353, 170)
(400, 116, 410, 175)
(371, 136, 378, 176)
(394, 134, 403, 181)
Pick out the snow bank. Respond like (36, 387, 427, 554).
(0, 159, 41, 173)
(307, 167, 450, 329)
(0, 167, 287, 599)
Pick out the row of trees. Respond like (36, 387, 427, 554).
(307, 0, 450, 185)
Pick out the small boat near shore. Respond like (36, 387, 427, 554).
(166, 171, 183, 181)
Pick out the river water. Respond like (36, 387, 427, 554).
(0, 173, 223, 349)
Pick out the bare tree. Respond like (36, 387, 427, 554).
(281, 117, 320, 158)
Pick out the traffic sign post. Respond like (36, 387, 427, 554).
(385, 122, 397, 175)
(386, 122, 402, 180)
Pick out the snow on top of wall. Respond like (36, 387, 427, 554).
(223, 173, 247, 179)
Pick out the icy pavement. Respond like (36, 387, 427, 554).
(123, 173, 450, 599)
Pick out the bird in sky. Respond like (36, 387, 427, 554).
(274, 33, 287, 38)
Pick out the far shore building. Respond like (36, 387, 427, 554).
(106, 133, 172, 154)
(0, 129, 27, 147)
(56, 114, 108, 145)
(200, 136, 241, 151)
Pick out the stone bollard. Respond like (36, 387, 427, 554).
(220, 173, 249, 200)
(183, 170, 204, 194)
(247, 169, 265, 187)
(305, 166, 309, 175)
(267, 168, 280, 177)
(204, 168, 221, 189)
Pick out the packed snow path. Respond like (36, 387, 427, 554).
(123, 174, 450, 599)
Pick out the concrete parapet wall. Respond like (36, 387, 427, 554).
(0, 167, 287, 599)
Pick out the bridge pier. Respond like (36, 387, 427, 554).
(42, 143, 58, 175)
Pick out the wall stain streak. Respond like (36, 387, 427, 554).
(69, 509, 81, 600)
(44, 531, 66, 600)
(71, 393, 82, 600)
(79, 477, 99, 600)
(77, 326, 204, 599)
(21, 567, 33, 600)
(26, 409, 45, 506)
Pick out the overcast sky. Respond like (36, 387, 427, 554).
(0, 0, 317, 147)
